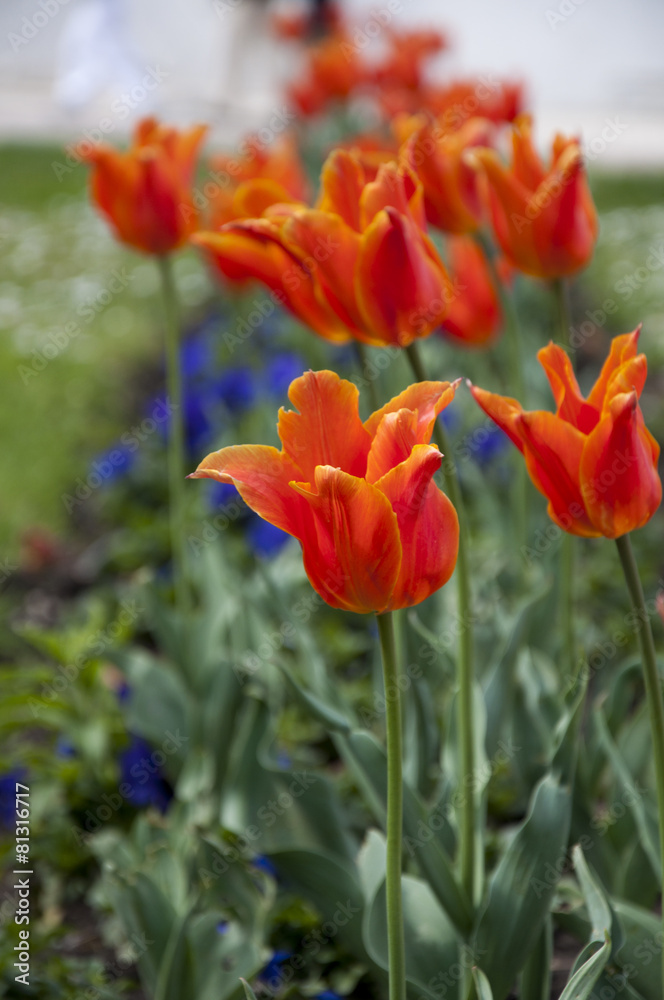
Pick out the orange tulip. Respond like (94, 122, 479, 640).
(401, 117, 493, 233)
(441, 236, 501, 347)
(190, 370, 460, 613)
(373, 27, 447, 92)
(207, 134, 310, 230)
(82, 117, 208, 255)
(193, 149, 455, 347)
(470, 329, 661, 538)
(288, 31, 368, 116)
(378, 78, 523, 128)
(472, 115, 598, 279)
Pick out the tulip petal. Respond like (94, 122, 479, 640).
(365, 408, 420, 483)
(356, 209, 450, 346)
(586, 328, 640, 410)
(580, 391, 662, 537)
(365, 381, 459, 444)
(468, 384, 526, 451)
(278, 370, 372, 481)
(374, 445, 459, 610)
(359, 162, 426, 231)
(517, 411, 600, 536)
(291, 466, 402, 614)
(317, 149, 367, 230)
(537, 342, 600, 433)
(189, 444, 314, 542)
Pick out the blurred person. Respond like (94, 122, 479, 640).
(53, 0, 146, 114)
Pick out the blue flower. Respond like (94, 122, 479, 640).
(216, 920, 229, 935)
(183, 391, 213, 455)
(0, 770, 27, 828)
(118, 735, 172, 813)
(315, 993, 342, 1000)
(180, 332, 213, 381)
(56, 737, 76, 758)
(215, 367, 255, 414)
(245, 515, 291, 559)
(264, 352, 305, 398)
(252, 855, 278, 879)
(90, 444, 134, 486)
(116, 680, 132, 704)
(207, 480, 240, 510)
(471, 423, 509, 467)
(258, 950, 291, 985)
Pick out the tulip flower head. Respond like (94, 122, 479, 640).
(82, 117, 208, 255)
(190, 370, 460, 613)
(441, 235, 502, 347)
(470, 329, 661, 538)
(194, 149, 455, 348)
(472, 115, 598, 279)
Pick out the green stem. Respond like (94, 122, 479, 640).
(158, 254, 189, 616)
(553, 278, 576, 671)
(376, 611, 407, 1000)
(405, 342, 476, 905)
(354, 341, 381, 413)
(475, 230, 528, 549)
(616, 533, 664, 990)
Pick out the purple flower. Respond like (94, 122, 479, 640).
(245, 515, 291, 559)
(215, 367, 255, 414)
(0, 770, 27, 828)
(264, 352, 306, 398)
(118, 735, 172, 813)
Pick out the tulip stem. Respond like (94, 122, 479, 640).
(354, 342, 381, 413)
(158, 254, 189, 616)
(476, 230, 528, 549)
(376, 610, 407, 1000)
(616, 532, 664, 987)
(553, 278, 577, 672)
(405, 342, 476, 907)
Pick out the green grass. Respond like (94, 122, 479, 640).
(0, 143, 210, 559)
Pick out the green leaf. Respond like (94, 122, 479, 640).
(473, 773, 572, 1000)
(277, 662, 352, 733)
(558, 934, 611, 1000)
(520, 916, 552, 1000)
(595, 709, 661, 881)
(571, 844, 611, 944)
(473, 967, 494, 1000)
(340, 730, 472, 936)
(240, 979, 258, 1000)
(612, 899, 663, 1000)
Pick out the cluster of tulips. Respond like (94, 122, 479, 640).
(79, 23, 663, 1000)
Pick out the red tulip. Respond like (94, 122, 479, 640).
(472, 115, 598, 279)
(194, 149, 454, 347)
(82, 117, 207, 255)
(190, 371, 460, 613)
(441, 236, 502, 347)
(470, 329, 661, 538)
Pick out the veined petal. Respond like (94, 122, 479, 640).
(189, 444, 313, 541)
(468, 383, 526, 452)
(586, 328, 641, 410)
(355, 209, 450, 346)
(291, 466, 402, 614)
(316, 149, 367, 230)
(365, 380, 459, 445)
(374, 444, 459, 610)
(517, 411, 600, 537)
(365, 408, 420, 484)
(603, 353, 647, 406)
(580, 391, 662, 538)
(278, 370, 372, 481)
(511, 116, 546, 191)
(359, 162, 426, 231)
(537, 342, 599, 433)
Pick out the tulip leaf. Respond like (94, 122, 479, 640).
(340, 730, 472, 936)
(473, 967, 494, 1000)
(558, 934, 611, 1000)
(473, 773, 572, 1000)
(276, 661, 352, 733)
(520, 916, 552, 1000)
(594, 709, 661, 880)
(612, 899, 663, 1000)
(240, 980, 258, 1000)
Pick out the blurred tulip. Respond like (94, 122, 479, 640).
(194, 149, 455, 347)
(288, 31, 368, 115)
(441, 236, 501, 346)
(470, 329, 661, 537)
(373, 27, 447, 91)
(190, 370, 459, 613)
(472, 115, 598, 279)
(82, 117, 207, 255)
(401, 117, 492, 233)
(207, 134, 310, 230)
